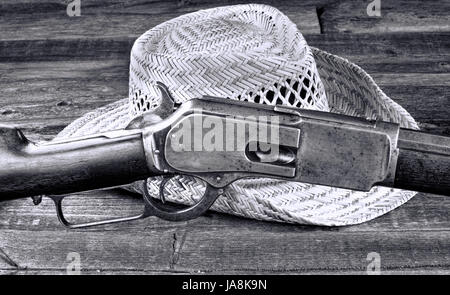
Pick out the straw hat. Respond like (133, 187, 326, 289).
(56, 4, 418, 226)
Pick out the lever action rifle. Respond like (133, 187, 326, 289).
(0, 83, 449, 228)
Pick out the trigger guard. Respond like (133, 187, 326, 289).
(48, 194, 151, 229)
(142, 177, 222, 222)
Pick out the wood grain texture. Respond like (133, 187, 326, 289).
(319, 0, 450, 33)
(1, 0, 448, 35)
(395, 129, 450, 194)
(0, 0, 449, 274)
(0, 190, 449, 274)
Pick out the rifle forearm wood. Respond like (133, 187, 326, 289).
(394, 129, 450, 195)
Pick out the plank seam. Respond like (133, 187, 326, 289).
(0, 247, 20, 269)
(316, 6, 325, 34)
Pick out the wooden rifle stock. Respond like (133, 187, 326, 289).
(0, 125, 150, 200)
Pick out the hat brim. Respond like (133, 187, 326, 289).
(55, 48, 418, 226)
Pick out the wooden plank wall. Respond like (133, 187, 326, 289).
(0, 0, 449, 274)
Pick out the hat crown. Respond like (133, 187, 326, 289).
(158, 19, 270, 56)
(129, 4, 328, 117)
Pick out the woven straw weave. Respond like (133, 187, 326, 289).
(128, 4, 328, 116)
(56, 4, 418, 226)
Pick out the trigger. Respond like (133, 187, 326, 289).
(158, 176, 173, 204)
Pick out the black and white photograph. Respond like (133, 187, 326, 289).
(0, 0, 448, 279)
